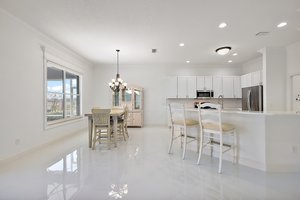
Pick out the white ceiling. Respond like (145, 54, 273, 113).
(0, 0, 300, 65)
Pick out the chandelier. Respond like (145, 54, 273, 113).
(109, 49, 127, 92)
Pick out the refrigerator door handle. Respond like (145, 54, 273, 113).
(247, 89, 251, 111)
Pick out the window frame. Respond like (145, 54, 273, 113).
(44, 58, 83, 129)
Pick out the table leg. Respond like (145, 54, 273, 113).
(113, 116, 118, 147)
(88, 116, 92, 148)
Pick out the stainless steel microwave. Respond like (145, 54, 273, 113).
(196, 90, 214, 98)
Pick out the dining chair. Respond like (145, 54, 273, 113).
(110, 106, 127, 141)
(197, 103, 237, 173)
(121, 106, 129, 137)
(91, 108, 112, 150)
(168, 103, 199, 159)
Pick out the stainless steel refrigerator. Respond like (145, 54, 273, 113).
(242, 85, 263, 111)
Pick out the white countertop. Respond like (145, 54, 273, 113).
(185, 108, 300, 116)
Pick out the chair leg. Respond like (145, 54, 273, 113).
(92, 126, 97, 150)
(197, 130, 203, 165)
(168, 125, 174, 154)
(125, 124, 129, 137)
(232, 130, 237, 164)
(210, 133, 213, 157)
(122, 124, 126, 141)
(108, 128, 111, 150)
(218, 134, 223, 174)
(182, 127, 187, 160)
(180, 128, 183, 148)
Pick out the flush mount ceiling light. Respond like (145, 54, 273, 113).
(186, 60, 190, 63)
(218, 22, 227, 28)
(215, 46, 232, 55)
(179, 43, 185, 47)
(277, 22, 287, 28)
(228, 60, 233, 63)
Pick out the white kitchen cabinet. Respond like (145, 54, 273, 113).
(197, 76, 212, 90)
(222, 76, 234, 98)
(166, 76, 178, 98)
(241, 70, 262, 88)
(213, 76, 223, 98)
(233, 76, 242, 98)
(241, 73, 252, 88)
(178, 76, 196, 98)
(252, 70, 262, 86)
(205, 76, 213, 90)
(187, 76, 196, 98)
(196, 76, 205, 90)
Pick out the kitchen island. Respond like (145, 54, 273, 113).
(180, 108, 300, 172)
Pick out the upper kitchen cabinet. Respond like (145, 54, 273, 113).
(233, 76, 242, 98)
(241, 70, 262, 88)
(178, 76, 196, 98)
(222, 76, 234, 98)
(251, 70, 262, 86)
(213, 76, 223, 98)
(241, 73, 252, 88)
(213, 76, 241, 98)
(196, 76, 213, 90)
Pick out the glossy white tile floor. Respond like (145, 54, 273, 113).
(1, 126, 300, 200)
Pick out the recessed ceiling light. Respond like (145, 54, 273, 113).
(186, 60, 190, 63)
(228, 60, 233, 63)
(232, 53, 238, 56)
(218, 22, 227, 28)
(215, 46, 232, 55)
(179, 43, 185, 47)
(277, 22, 287, 28)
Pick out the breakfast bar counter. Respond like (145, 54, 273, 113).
(184, 108, 300, 172)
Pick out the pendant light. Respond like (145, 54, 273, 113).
(108, 49, 127, 92)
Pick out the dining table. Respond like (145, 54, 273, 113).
(84, 109, 125, 148)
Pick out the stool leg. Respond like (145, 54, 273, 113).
(197, 130, 204, 165)
(232, 130, 237, 164)
(218, 134, 223, 174)
(182, 127, 187, 160)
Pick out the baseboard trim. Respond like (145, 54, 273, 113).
(0, 128, 86, 167)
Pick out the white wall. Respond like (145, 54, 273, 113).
(93, 64, 242, 125)
(259, 47, 286, 111)
(0, 8, 94, 161)
(242, 56, 263, 74)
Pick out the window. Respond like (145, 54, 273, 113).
(46, 61, 81, 125)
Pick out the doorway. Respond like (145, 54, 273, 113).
(292, 75, 300, 111)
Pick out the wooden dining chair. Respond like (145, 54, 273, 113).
(197, 103, 237, 173)
(110, 106, 128, 141)
(91, 108, 112, 150)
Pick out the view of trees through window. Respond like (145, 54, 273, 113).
(47, 61, 80, 123)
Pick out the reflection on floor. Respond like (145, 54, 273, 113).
(0, 126, 300, 200)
